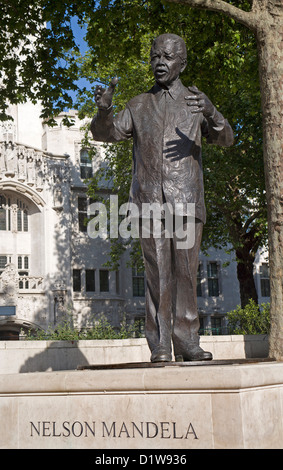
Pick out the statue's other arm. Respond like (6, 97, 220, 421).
(186, 86, 234, 147)
(90, 78, 133, 143)
(91, 106, 133, 143)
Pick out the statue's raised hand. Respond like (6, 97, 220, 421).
(94, 77, 119, 110)
(185, 86, 215, 118)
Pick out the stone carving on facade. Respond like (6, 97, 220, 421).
(0, 140, 70, 199)
(5, 142, 16, 177)
(0, 120, 16, 144)
(35, 154, 44, 191)
(52, 279, 67, 325)
(0, 143, 6, 178)
(17, 148, 27, 182)
(27, 154, 36, 186)
(53, 185, 63, 211)
(0, 263, 19, 306)
(51, 162, 71, 184)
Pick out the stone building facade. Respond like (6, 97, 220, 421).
(0, 102, 270, 339)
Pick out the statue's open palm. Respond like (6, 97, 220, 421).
(94, 77, 119, 110)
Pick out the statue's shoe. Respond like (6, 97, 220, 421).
(175, 345, 213, 362)
(151, 346, 172, 363)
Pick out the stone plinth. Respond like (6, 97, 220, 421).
(0, 335, 269, 374)
(0, 359, 282, 449)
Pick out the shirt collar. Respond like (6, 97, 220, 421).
(153, 79, 183, 101)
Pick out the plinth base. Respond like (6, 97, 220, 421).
(77, 357, 274, 370)
(0, 359, 282, 449)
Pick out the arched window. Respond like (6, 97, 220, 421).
(0, 194, 29, 232)
(0, 195, 11, 231)
(17, 199, 28, 232)
(0, 196, 6, 230)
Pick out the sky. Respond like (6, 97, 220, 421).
(68, 17, 92, 103)
(71, 16, 88, 55)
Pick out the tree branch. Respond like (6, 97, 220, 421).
(243, 211, 258, 231)
(165, 0, 257, 31)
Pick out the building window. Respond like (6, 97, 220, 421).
(80, 149, 93, 180)
(18, 255, 29, 271)
(17, 200, 28, 232)
(260, 263, 270, 297)
(86, 269, 95, 292)
(18, 255, 29, 289)
(0, 256, 7, 273)
(132, 267, 145, 297)
(0, 196, 6, 230)
(99, 270, 109, 292)
(0, 195, 11, 231)
(77, 196, 98, 233)
(199, 317, 205, 335)
(207, 262, 220, 297)
(0, 195, 28, 232)
(0, 255, 11, 275)
(73, 269, 81, 292)
(78, 197, 88, 232)
(197, 263, 202, 297)
(211, 317, 222, 335)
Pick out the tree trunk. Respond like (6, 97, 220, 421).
(255, 18, 283, 359)
(167, 0, 283, 358)
(236, 250, 258, 308)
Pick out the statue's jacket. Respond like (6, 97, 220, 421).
(91, 79, 233, 224)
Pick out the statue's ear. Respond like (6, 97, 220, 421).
(180, 59, 187, 73)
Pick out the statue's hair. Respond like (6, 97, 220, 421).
(151, 34, 187, 63)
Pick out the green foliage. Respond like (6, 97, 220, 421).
(1, 1, 267, 296)
(78, 1, 267, 290)
(227, 299, 270, 335)
(0, 0, 92, 121)
(27, 316, 144, 341)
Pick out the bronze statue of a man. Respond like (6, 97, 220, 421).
(91, 33, 233, 363)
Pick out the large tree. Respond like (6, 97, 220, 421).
(202, 117, 267, 308)
(0, 2, 269, 305)
(165, 0, 283, 368)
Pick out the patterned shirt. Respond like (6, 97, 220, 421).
(91, 79, 233, 223)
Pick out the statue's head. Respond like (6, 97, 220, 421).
(150, 33, 187, 88)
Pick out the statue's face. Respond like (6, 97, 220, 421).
(150, 38, 186, 88)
